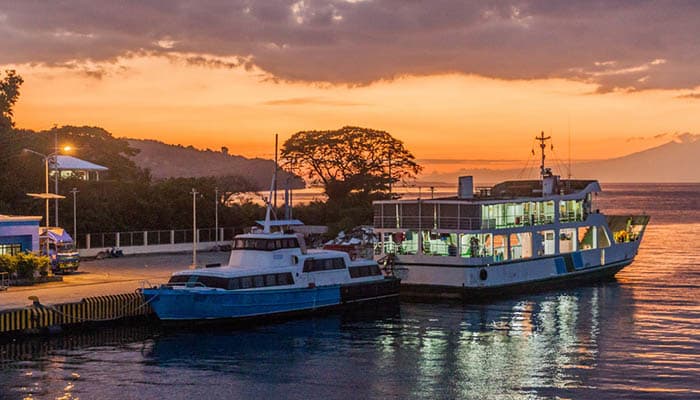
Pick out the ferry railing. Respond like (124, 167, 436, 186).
(373, 215, 560, 231)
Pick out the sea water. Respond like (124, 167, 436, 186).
(1, 183, 698, 399)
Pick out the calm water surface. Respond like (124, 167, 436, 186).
(1, 183, 698, 400)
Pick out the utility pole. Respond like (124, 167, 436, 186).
(191, 188, 198, 268)
(70, 188, 79, 246)
(388, 149, 392, 195)
(54, 129, 59, 226)
(214, 187, 219, 246)
(273, 133, 278, 209)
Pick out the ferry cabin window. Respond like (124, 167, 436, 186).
(578, 226, 594, 249)
(303, 257, 346, 272)
(233, 238, 300, 251)
(596, 226, 611, 248)
(559, 228, 577, 253)
(349, 264, 382, 278)
(421, 232, 458, 257)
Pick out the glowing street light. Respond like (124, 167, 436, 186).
(23, 148, 68, 254)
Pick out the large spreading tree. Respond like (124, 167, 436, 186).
(281, 126, 421, 202)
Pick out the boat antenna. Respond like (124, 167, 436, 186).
(263, 135, 278, 234)
(535, 131, 552, 178)
(273, 133, 278, 209)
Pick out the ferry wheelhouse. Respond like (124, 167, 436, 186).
(373, 134, 649, 300)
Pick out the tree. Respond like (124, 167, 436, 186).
(281, 126, 421, 201)
(0, 70, 23, 133)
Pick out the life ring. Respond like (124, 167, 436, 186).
(479, 269, 488, 281)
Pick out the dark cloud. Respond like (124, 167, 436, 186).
(676, 93, 700, 99)
(1, 0, 699, 90)
(261, 96, 367, 106)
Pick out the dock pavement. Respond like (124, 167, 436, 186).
(0, 252, 229, 311)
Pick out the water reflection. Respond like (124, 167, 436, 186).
(3, 282, 637, 399)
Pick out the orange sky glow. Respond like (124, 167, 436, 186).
(7, 54, 700, 175)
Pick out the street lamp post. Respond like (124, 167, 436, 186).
(214, 187, 219, 247)
(23, 148, 69, 255)
(191, 188, 198, 268)
(70, 188, 79, 246)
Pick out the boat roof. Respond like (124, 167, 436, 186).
(376, 179, 600, 204)
(173, 266, 296, 277)
(478, 179, 599, 199)
(234, 232, 300, 240)
(254, 219, 304, 227)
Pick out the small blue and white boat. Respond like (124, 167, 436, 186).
(140, 230, 399, 321)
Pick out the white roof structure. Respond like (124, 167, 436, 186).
(255, 219, 305, 227)
(51, 156, 108, 171)
(0, 214, 42, 223)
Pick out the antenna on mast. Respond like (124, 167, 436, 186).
(535, 131, 552, 178)
(263, 134, 278, 234)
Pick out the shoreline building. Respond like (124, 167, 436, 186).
(0, 215, 42, 255)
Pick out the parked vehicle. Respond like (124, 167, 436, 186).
(95, 247, 124, 259)
(40, 227, 80, 274)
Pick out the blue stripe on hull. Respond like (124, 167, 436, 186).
(142, 286, 341, 320)
(555, 258, 567, 275)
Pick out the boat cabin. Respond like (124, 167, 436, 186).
(374, 175, 645, 265)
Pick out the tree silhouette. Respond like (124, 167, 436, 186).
(281, 126, 421, 201)
(0, 70, 23, 133)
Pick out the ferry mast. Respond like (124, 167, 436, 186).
(536, 131, 552, 178)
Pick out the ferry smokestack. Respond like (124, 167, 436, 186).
(458, 176, 474, 199)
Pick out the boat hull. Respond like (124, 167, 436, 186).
(141, 278, 400, 321)
(399, 258, 631, 302)
(387, 242, 641, 301)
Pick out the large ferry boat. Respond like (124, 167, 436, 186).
(373, 133, 649, 300)
(141, 218, 399, 321)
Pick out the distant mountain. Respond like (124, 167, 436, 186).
(127, 139, 304, 190)
(420, 135, 700, 185)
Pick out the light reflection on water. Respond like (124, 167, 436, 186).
(1, 184, 698, 399)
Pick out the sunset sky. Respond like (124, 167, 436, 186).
(2, 1, 699, 174)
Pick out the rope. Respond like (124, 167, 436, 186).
(35, 291, 160, 323)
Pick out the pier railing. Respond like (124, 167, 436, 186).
(78, 227, 240, 249)
(76, 227, 241, 257)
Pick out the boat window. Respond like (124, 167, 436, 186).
(597, 226, 611, 248)
(277, 273, 293, 285)
(559, 229, 576, 253)
(349, 264, 382, 278)
(233, 238, 300, 251)
(196, 275, 228, 289)
(578, 226, 594, 249)
(253, 275, 265, 287)
(228, 278, 241, 290)
(226, 273, 294, 290)
(168, 275, 191, 284)
(303, 257, 346, 272)
(240, 276, 253, 289)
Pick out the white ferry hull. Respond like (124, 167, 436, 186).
(390, 241, 641, 301)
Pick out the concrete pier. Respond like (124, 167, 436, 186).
(0, 252, 229, 335)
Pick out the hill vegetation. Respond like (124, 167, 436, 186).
(127, 139, 304, 189)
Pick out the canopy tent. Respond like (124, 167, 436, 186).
(50, 156, 108, 171)
(39, 227, 74, 243)
(50, 155, 108, 181)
